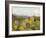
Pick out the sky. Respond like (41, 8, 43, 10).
(12, 6, 40, 17)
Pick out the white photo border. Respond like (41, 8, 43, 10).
(9, 4, 43, 35)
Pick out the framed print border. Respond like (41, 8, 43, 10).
(5, 1, 45, 37)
